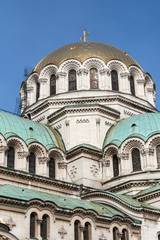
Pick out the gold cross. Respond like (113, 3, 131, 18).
(80, 29, 89, 42)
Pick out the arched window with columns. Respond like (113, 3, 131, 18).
(113, 227, 119, 240)
(90, 68, 99, 89)
(156, 145, 160, 168)
(30, 212, 37, 239)
(69, 69, 77, 91)
(111, 70, 119, 91)
(50, 74, 56, 95)
(121, 229, 129, 240)
(49, 158, 55, 178)
(7, 147, 15, 169)
(29, 152, 36, 174)
(113, 154, 119, 177)
(132, 148, 141, 172)
(129, 75, 135, 96)
(74, 220, 80, 240)
(83, 222, 91, 240)
(41, 214, 49, 240)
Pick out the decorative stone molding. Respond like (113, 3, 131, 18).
(96, 118, 100, 124)
(90, 164, 99, 177)
(56, 71, 67, 78)
(124, 110, 135, 116)
(3, 217, 16, 230)
(0, 146, 8, 153)
(120, 72, 129, 78)
(70, 166, 77, 178)
(141, 148, 154, 156)
(137, 79, 145, 84)
(36, 219, 43, 224)
(83, 58, 105, 69)
(101, 159, 110, 167)
(38, 157, 49, 164)
(36, 115, 45, 123)
(58, 225, 67, 239)
(147, 87, 154, 93)
(0, 235, 10, 240)
(99, 68, 110, 76)
(76, 119, 89, 123)
(58, 161, 67, 169)
(55, 124, 62, 129)
(118, 153, 129, 160)
(77, 68, 88, 76)
(99, 233, 107, 240)
(39, 78, 48, 83)
(17, 151, 29, 159)
(105, 121, 113, 126)
(65, 120, 69, 126)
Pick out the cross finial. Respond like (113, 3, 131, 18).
(80, 29, 89, 42)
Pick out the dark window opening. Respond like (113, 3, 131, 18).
(156, 145, 160, 169)
(90, 68, 99, 89)
(113, 154, 119, 177)
(74, 220, 80, 240)
(29, 152, 36, 174)
(50, 74, 56, 95)
(111, 70, 119, 91)
(7, 147, 15, 169)
(132, 148, 141, 172)
(49, 158, 55, 178)
(36, 82, 40, 101)
(130, 75, 135, 96)
(30, 212, 37, 238)
(83, 222, 91, 240)
(41, 215, 48, 240)
(69, 70, 77, 91)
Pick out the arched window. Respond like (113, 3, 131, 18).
(41, 214, 49, 240)
(7, 147, 15, 169)
(111, 70, 119, 91)
(113, 227, 119, 240)
(113, 154, 119, 177)
(90, 68, 98, 89)
(121, 229, 129, 240)
(130, 75, 135, 96)
(36, 82, 40, 101)
(69, 70, 77, 91)
(156, 145, 160, 168)
(83, 222, 91, 240)
(30, 212, 37, 238)
(74, 220, 80, 240)
(50, 74, 56, 95)
(132, 148, 141, 172)
(29, 153, 36, 174)
(49, 158, 55, 178)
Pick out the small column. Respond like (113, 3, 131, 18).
(39, 78, 48, 99)
(146, 87, 154, 105)
(96, 118, 100, 144)
(38, 157, 49, 176)
(17, 151, 29, 171)
(99, 68, 110, 90)
(119, 72, 130, 93)
(27, 86, 34, 105)
(141, 148, 154, 171)
(136, 79, 145, 99)
(36, 219, 42, 240)
(0, 146, 8, 166)
(56, 72, 67, 93)
(101, 158, 111, 181)
(65, 120, 70, 149)
(118, 153, 129, 175)
(58, 161, 67, 180)
(77, 68, 89, 90)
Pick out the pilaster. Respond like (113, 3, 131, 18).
(39, 78, 48, 99)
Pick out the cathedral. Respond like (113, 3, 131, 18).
(0, 37, 160, 240)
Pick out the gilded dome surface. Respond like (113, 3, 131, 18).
(34, 41, 141, 73)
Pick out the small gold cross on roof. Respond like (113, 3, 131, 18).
(80, 29, 89, 42)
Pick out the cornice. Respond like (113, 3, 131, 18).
(24, 93, 157, 118)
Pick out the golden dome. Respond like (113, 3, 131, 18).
(34, 41, 141, 73)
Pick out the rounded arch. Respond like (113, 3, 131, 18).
(129, 66, 144, 79)
(59, 59, 81, 72)
(121, 138, 144, 153)
(39, 64, 58, 79)
(28, 143, 46, 158)
(103, 145, 119, 159)
(83, 58, 105, 70)
(107, 60, 127, 73)
(7, 137, 27, 151)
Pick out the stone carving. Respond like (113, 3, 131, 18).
(105, 121, 112, 126)
(76, 119, 89, 123)
(70, 166, 77, 178)
(0, 235, 10, 240)
(17, 151, 29, 159)
(38, 157, 49, 164)
(124, 110, 135, 116)
(58, 161, 67, 169)
(99, 233, 107, 240)
(58, 225, 67, 239)
(90, 164, 98, 177)
(3, 216, 16, 230)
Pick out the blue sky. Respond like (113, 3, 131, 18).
(0, 0, 160, 112)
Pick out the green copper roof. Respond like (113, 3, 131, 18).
(0, 111, 64, 151)
(0, 184, 138, 222)
(134, 185, 160, 198)
(103, 113, 160, 148)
